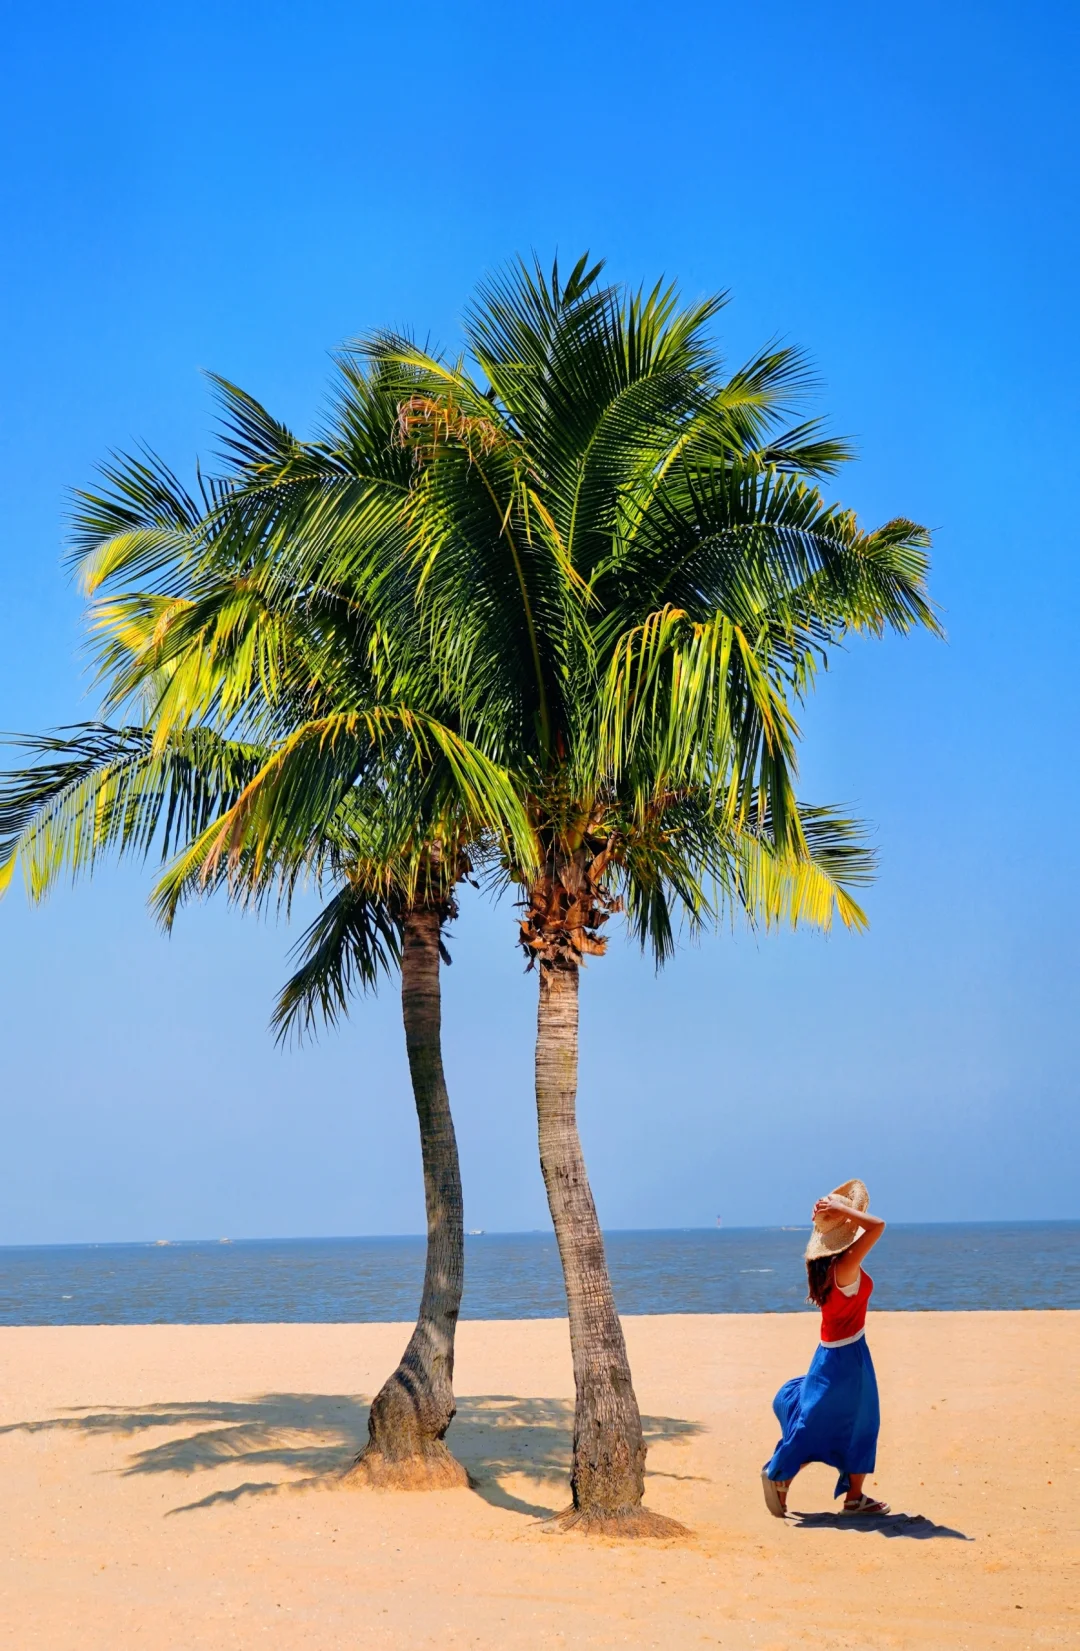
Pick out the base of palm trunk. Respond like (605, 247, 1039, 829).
(343, 1440, 470, 1491)
(549, 1504, 689, 1538)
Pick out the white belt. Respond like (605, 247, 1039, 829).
(820, 1328, 866, 1349)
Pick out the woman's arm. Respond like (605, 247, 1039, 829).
(813, 1197, 886, 1285)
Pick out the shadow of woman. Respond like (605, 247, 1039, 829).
(787, 1509, 972, 1541)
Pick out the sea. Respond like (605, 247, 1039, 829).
(0, 1222, 1076, 1325)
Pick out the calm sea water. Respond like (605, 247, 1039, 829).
(0, 1223, 1075, 1325)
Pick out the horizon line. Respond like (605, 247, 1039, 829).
(2, 1216, 1077, 1252)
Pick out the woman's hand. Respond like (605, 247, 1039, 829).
(812, 1197, 886, 1242)
(813, 1195, 858, 1221)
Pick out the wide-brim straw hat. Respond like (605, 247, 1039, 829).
(805, 1178, 870, 1262)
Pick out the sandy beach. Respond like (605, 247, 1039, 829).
(1, 1311, 1074, 1649)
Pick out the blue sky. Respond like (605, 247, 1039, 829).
(1, 0, 1077, 1243)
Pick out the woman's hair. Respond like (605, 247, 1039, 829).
(805, 1256, 835, 1307)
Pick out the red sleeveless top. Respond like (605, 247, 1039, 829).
(820, 1267, 873, 1343)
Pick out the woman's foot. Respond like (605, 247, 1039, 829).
(761, 1473, 790, 1518)
(842, 1493, 890, 1515)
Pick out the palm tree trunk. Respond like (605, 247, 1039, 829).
(347, 904, 468, 1489)
(534, 959, 683, 1534)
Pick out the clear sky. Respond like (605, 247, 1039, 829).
(1, 0, 1077, 1243)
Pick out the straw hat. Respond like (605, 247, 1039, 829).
(805, 1178, 870, 1261)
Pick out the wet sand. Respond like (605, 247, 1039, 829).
(1, 1312, 1074, 1648)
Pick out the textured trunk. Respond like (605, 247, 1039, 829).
(347, 905, 468, 1489)
(535, 960, 683, 1535)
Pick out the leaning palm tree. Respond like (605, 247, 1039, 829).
(0, 417, 531, 1488)
(163, 256, 937, 1532)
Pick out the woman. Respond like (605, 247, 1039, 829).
(761, 1179, 889, 1518)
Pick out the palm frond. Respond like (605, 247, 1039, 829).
(0, 724, 263, 901)
(272, 882, 402, 1042)
(734, 805, 874, 933)
(152, 708, 536, 896)
(70, 449, 212, 596)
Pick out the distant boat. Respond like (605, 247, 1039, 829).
(467, 1229, 485, 1236)
(218, 1238, 232, 1244)
(153, 1239, 170, 1247)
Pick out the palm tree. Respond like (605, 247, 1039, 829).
(4, 258, 936, 1530)
(168, 257, 937, 1532)
(276, 836, 472, 1487)
(365, 257, 939, 1531)
(0, 407, 531, 1488)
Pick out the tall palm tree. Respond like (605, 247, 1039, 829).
(164, 257, 937, 1532)
(0, 408, 530, 1487)
(367, 257, 938, 1531)
(4, 258, 937, 1531)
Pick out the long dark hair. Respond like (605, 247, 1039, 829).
(806, 1256, 836, 1307)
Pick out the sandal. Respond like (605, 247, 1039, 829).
(761, 1472, 790, 1518)
(841, 1494, 890, 1515)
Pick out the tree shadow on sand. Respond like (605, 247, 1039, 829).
(0, 1393, 701, 1519)
(787, 1508, 972, 1541)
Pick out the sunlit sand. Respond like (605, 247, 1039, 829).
(1, 1312, 1073, 1648)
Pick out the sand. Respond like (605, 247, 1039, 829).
(0, 1312, 1075, 1650)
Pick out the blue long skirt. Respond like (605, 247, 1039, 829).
(763, 1337, 880, 1498)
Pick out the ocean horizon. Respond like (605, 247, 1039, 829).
(1, 1220, 1076, 1325)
